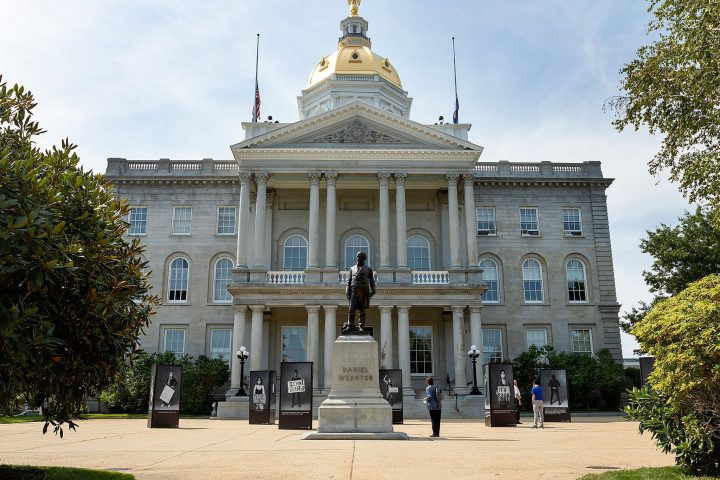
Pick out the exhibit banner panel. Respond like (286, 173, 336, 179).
(484, 363, 515, 427)
(639, 356, 655, 387)
(147, 364, 182, 428)
(249, 370, 276, 425)
(379, 369, 403, 424)
(540, 368, 571, 422)
(279, 362, 313, 429)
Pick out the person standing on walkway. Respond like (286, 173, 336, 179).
(531, 378, 544, 429)
(514, 379, 522, 424)
(425, 377, 442, 437)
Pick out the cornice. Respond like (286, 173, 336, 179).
(233, 148, 481, 161)
(227, 283, 484, 297)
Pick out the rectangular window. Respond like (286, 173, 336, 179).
(128, 207, 148, 235)
(571, 329, 593, 354)
(563, 208, 582, 236)
(281, 326, 307, 362)
(217, 206, 236, 235)
(476, 207, 496, 235)
(172, 206, 192, 235)
(409, 327, 433, 375)
(209, 328, 232, 363)
(483, 328, 503, 364)
(520, 208, 539, 236)
(163, 329, 186, 356)
(526, 328, 548, 349)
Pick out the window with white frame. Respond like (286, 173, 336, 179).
(563, 208, 582, 236)
(407, 235, 431, 271)
(571, 328, 593, 354)
(476, 207, 496, 235)
(163, 328, 186, 356)
(483, 328, 503, 364)
(526, 328, 548, 349)
(128, 206, 148, 235)
(168, 258, 189, 302)
(213, 258, 234, 302)
(282, 326, 307, 362)
(520, 207, 539, 236)
(409, 327, 433, 375)
(209, 328, 232, 362)
(344, 234, 370, 269)
(283, 235, 308, 271)
(172, 206, 192, 235)
(479, 258, 499, 302)
(566, 259, 588, 302)
(522, 258, 544, 303)
(217, 206, 236, 235)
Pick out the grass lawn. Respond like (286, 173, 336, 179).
(0, 413, 211, 424)
(579, 466, 718, 479)
(0, 465, 134, 479)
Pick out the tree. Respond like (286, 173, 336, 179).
(620, 207, 720, 334)
(0, 76, 158, 435)
(608, 0, 720, 208)
(627, 274, 720, 474)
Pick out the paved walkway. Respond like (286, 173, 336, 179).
(0, 417, 673, 479)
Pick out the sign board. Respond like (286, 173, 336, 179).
(483, 363, 515, 427)
(278, 362, 313, 429)
(379, 369, 403, 424)
(249, 370, 276, 425)
(148, 364, 182, 428)
(540, 369, 571, 422)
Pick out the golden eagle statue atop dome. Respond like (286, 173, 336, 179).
(348, 0, 361, 16)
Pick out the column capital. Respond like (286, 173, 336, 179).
(254, 171, 269, 184)
(305, 304, 321, 314)
(378, 304, 394, 314)
(323, 304, 338, 313)
(394, 172, 407, 186)
(446, 173, 460, 186)
(234, 305, 249, 313)
(463, 172, 476, 185)
(265, 190, 275, 206)
(438, 191, 449, 206)
(450, 305, 466, 314)
(308, 172, 322, 185)
(324, 171, 338, 184)
(469, 305, 483, 314)
(378, 172, 392, 186)
(249, 304, 265, 314)
(239, 171, 252, 184)
(396, 305, 411, 314)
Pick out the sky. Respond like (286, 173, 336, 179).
(2, 0, 691, 357)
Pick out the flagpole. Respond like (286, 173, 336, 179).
(452, 36, 459, 124)
(252, 33, 260, 123)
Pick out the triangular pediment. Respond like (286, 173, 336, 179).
(232, 102, 483, 153)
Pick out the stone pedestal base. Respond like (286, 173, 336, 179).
(460, 394, 486, 418)
(215, 396, 249, 419)
(303, 431, 408, 440)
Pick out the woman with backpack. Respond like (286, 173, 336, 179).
(425, 377, 442, 437)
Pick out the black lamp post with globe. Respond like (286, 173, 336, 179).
(468, 345, 482, 395)
(235, 346, 250, 396)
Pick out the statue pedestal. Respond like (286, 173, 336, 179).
(302, 334, 407, 440)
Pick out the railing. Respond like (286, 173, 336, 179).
(171, 162, 201, 171)
(552, 164, 583, 173)
(128, 162, 158, 170)
(411, 271, 450, 285)
(214, 162, 239, 171)
(510, 164, 540, 173)
(338, 271, 379, 284)
(266, 271, 305, 285)
(474, 163, 498, 173)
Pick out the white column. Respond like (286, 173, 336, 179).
(308, 172, 321, 268)
(323, 305, 337, 391)
(249, 305, 264, 371)
(447, 173, 462, 268)
(252, 172, 268, 269)
(452, 306, 468, 394)
(463, 173, 478, 267)
(230, 306, 248, 392)
(306, 305, 320, 391)
(325, 172, 338, 269)
(236, 172, 251, 268)
(265, 191, 274, 268)
(469, 305, 484, 388)
(397, 306, 411, 391)
(379, 305, 394, 369)
(378, 173, 391, 268)
(395, 173, 407, 269)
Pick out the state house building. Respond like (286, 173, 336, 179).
(105, 4, 621, 417)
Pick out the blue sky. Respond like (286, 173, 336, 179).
(2, 0, 690, 356)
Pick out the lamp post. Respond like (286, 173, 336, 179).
(468, 345, 481, 395)
(235, 346, 250, 396)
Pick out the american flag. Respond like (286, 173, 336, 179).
(252, 80, 260, 122)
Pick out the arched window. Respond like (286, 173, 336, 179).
(283, 235, 308, 271)
(566, 259, 588, 302)
(213, 257, 234, 303)
(522, 258, 543, 303)
(168, 258, 189, 302)
(407, 235, 431, 271)
(344, 234, 370, 269)
(479, 258, 499, 302)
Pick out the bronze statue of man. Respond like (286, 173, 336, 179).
(344, 251, 375, 332)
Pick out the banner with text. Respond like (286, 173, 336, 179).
(279, 362, 313, 429)
(484, 363, 515, 427)
(249, 370, 276, 425)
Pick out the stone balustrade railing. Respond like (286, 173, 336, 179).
(266, 271, 305, 285)
(411, 271, 450, 285)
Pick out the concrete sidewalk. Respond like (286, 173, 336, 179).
(0, 417, 673, 480)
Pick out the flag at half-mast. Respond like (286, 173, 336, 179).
(452, 36, 459, 124)
(452, 95, 459, 124)
(252, 79, 261, 122)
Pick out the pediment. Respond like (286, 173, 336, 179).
(232, 102, 482, 153)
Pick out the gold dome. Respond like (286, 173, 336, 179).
(307, 46, 402, 89)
